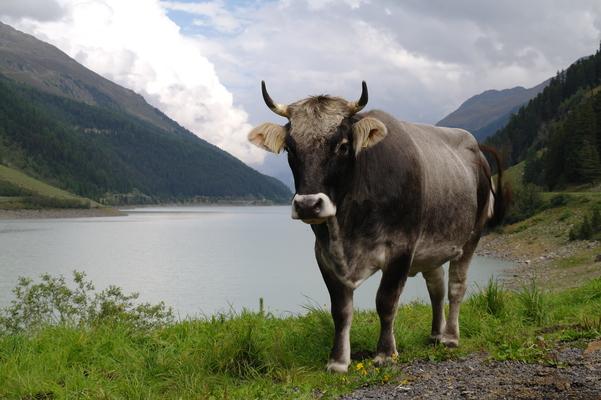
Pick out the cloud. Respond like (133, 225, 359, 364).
(1, 0, 600, 185)
(0, 0, 64, 21)
(0, 0, 265, 164)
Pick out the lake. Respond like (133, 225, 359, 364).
(0, 206, 512, 317)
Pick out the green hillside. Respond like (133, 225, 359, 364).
(0, 22, 290, 205)
(0, 76, 290, 204)
(0, 164, 95, 209)
(486, 44, 601, 179)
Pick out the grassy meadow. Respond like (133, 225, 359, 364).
(0, 272, 599, 399)
(2, 161, 601, 399)
(0, 165, 96, 210)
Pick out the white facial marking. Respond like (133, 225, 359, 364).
(291, 192, 337, 222)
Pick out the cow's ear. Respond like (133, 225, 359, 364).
(248, 123, 286, 153)
(352, 117, 387, 155)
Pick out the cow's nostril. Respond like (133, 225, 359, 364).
(313, 198, 323, 213)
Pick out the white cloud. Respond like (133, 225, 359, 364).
(0, 0, 64, 21)
(1, 0, 265, 165)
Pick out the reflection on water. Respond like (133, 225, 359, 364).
(0, 206, 512, 316)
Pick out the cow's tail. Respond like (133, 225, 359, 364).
(479, 144, 511, 228)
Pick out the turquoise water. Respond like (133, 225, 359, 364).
(0, 206, 511, 316)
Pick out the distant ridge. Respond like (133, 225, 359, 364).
(0, 22, 290, 204)
(437, 80, 549, 140)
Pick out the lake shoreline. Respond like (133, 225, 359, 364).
(0, 207, 125, 220)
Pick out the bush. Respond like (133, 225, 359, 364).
(505, 184, 544, 224)
(548, 194, 569, 208)
(568, 205, 601, 240)
(0, 271, 173, 334)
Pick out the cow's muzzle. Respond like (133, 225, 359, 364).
(291, 193, 336, 224)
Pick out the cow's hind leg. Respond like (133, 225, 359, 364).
(374, 254, 410, 366)
(422, 266, 446, 343)
(442, 236, 479, 347)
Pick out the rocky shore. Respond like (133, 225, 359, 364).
(342, 341, 601, 400)
(0, 207, 124, 220)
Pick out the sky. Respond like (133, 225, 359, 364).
(1, 0, 600, 186)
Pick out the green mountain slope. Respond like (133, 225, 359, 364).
(437, 81, 548, 141)
(0, 22, 175, 133)
(0, 164, 96, 209)
(0, 22, 290, 204)
(485, 44, 601, 190)
(0, 76, 290, 203)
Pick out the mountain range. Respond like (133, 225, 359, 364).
(437, 80, 548, 141)
(0, 22, 290, 204)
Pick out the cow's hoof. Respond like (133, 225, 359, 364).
(440, 336, 459, 348)
(326, 360, 349, 373)
(429, 334, 443, 344)
(373, 352, 398, 366)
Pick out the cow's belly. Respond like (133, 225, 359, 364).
(409, 242, 465, 277)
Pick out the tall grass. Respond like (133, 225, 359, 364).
(0, 272, 599, 399)
(469, 278, 507, 317)
(518, 279, 549, 325)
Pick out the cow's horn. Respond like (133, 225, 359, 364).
(349, 81, 368, 114)
(261, 81, 289, 118)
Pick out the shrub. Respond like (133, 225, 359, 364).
(568, 205, 601, 240)
(548, 194, 569, 208)
(504, 184, 544, 224)
(0, 271, 173, 334)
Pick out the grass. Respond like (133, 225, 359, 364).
(0, 164, 98, 209)
(0, 273, 600, 399)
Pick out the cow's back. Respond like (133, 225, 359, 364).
(361, 110, 483, 266)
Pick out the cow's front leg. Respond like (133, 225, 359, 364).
(316, 252, 354, 373)
(374, 255, 410, 365)
(326, 283, 353, 373)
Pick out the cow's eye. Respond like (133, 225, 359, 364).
(338, 142, 349, 155)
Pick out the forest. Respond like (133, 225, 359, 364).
(0, 76, 290, 204)
(486, 44, 601, 190)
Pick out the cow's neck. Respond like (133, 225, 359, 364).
(326, 217, 348, 268)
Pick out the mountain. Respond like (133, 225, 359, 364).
(485, 45, 601, 189)
(437, 81, 548, 140)
(0, 22, 290, 204)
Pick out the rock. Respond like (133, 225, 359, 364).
(585, 340, 601, 355)
(594, 254, 601, 262)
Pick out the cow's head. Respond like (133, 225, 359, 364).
(248, 81, 387, 224)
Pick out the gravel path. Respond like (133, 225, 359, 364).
(341, 343, 601, 400)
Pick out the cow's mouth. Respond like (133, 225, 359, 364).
(301, 218, 327, 225)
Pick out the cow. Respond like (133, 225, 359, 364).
(247, 81, 509, 373)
